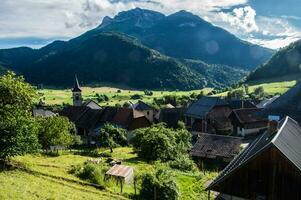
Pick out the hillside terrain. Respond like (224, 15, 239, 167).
(247, 39, 301, 83)
(0, 33, 247, 90)
(0, 148, 217, 200)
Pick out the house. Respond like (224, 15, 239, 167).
(185, 97, 233, 133)
(106, 165, 134, 184)
(260, 83, 301, 123)
(155, 107, 185, 128)
(207, 116, 301, 200)
(131, 100, 155, 122)
(190, 133, 242, 163)
(60, 105, 102, 144)
(228, 108, 268, 137)
(112, 108, 151, 131)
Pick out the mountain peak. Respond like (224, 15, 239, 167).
(115, 7, 164, 20)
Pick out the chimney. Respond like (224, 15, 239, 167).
(268, 120, 278, 134)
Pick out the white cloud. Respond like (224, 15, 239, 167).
(217, 6, 258, 34)
(0, 0, 300, 49)
(0, 0, 248, 39)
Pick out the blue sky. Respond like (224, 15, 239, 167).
(0, 0, 300, 49)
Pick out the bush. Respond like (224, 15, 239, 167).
(140, 169, 179, 200)
(71, 163, 106, 185)
(169, 154, 196, 172)
(132, 124, 191, 162)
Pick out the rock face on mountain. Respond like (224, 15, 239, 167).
(248, 39, 301, 82)
(85, 8, 272, 69)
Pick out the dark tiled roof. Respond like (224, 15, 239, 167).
(185, 97, 229, 119)
(227, 100, 257, 110)
(158, 108, 185, 128)
(261, 83, 301, 123)
(231, 108, 267, 124)
(207, 116, 301, 190)
(60, 106, 88, 122)
(190, 133, 242, 159)
(132, 101, 153, 111)
(72, 75, 81, 92)
(112, 108, 146, 128)
(76, 108, 103, 130)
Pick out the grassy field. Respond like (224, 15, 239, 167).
(38, 87, 212, 106)
(0, 148, 218, 200)
(217, 77, 299, 97)
(38, 73, 301, 106)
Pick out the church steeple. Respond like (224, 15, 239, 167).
(72, 75, 83, 106)
(72, 74, 82, 92)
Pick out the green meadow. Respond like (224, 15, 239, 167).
(0, 148, 218, 200)
(38, 87, 212, 106)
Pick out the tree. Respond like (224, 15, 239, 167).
(132, 124, 191, 162)
(37, 116, 77, 149)
(0, 72, 40, 162)
(227, 89, 245, 99)
(98, 123, 127, 152)
(140, 169, 179, 200)
(253, 86, 265, 99)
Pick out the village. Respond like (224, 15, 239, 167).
(31, 75, 301, 199)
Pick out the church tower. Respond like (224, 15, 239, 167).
(72, 75, 83, 106)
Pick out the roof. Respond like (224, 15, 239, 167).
(33, 109, 57, 117)
(260, 83, 301, 123)
(256, 96, 279, 109)
(158, 108, 185, 128)
(84, 99, 102, 110)
(231, 108, 267, 124)
(227, 99, 256, 110)
(190, 133, 242, 159)
(60, 106, 88, 122)
(132, 100, 153, 111)
(207, 116, 301, 190)
(72, 75, 81, 92)
(185, 97, 229, 119)
(106, 165, 134, 178)
(112, 108, 147, 128)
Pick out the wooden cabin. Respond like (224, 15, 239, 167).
(185, 97, 233, 133)
(228, 108, 268, 137)
(207, 116, 301, 200)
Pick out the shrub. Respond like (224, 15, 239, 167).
(132, 124, 191, 162)
(169, 154, 196, 172)
(71, 163, 106, 185)
(140, 169, 179, 200)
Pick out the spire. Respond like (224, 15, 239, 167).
(72, 74, 81, 92)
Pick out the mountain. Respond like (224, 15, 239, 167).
(82, 8, 273, 69)
(1, 8, 269, 89)
(9, 33, 245, 90)
(247, 39, 301, 82)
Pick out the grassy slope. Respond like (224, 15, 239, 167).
(38, 87, 212, 106)
(218, 74, 300, 97)
(0, 148, 217, 200)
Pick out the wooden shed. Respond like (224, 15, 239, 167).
(106, 165, 134, 184)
